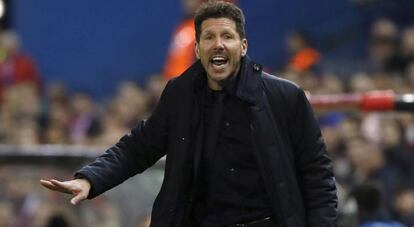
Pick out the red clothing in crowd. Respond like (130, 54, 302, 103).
(288, 47, 321, 72)
(0, 54, 41, 101)
(163, 18, 196, 80)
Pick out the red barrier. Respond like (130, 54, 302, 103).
(308, 90, 414, 112)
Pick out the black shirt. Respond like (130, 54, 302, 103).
(193, 75, 273, 226)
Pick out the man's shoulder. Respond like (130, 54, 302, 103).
(165, 73, 194, 92)
(261, 71, 302, 95)
(165, 61, 204, 91)
(161, 71, 200, 102)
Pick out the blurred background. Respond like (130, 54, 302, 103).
(2, 0, 414, 226)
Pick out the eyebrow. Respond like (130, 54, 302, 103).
(202, 28, 235, 36)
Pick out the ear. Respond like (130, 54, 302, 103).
(195, 41, 200, 59)
(241, 38, 248, 57)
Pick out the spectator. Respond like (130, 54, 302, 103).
(163, 0, 203, 79)
(1, 83, 41, 145)
(400, 27, 414, 70)
(346, 138, 402, 209)
(392, 188, 414, 226)
(349, 72, 376, 93)
(378, 115, 414, 181)
(94, 100, 129, 146)
(353, 182, 404, 227)
(69, 92, 100, 145)
(114, 81, 149, 128)
(45, 214, 71, 227)
(146, 74, 167, 111)
(43, 101, 71, 144)
(0, 31, 41, 102)
(285, 30, 321, 73)
(405, 61, 414, 89)
(368, 19, 405, 73)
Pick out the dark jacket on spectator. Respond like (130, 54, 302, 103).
(75, 56, 337, 227)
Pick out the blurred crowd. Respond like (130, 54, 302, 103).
(0, 165, 124, 227)
(0, 77, 167, 147)
(277, 18, 414, 226)
(0, 29, 167, 226)
(1, 11, 414, 227)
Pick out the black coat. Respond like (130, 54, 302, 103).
(76, 56, 337, 227)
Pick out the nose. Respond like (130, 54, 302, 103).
(213, 37, 224, 50)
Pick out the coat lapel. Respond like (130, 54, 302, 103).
(235, 56, 263, 105)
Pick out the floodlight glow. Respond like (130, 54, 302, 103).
(0, 1, 4, 19)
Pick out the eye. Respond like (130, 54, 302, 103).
(202, 34, 213, 40)
(224, 34, 233, 39)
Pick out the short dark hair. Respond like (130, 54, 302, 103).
(353, 182, 382, 212)
(194, 0, 246, 42)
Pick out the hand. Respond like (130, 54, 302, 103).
(40, 178, 91, 205)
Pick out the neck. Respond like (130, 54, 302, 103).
(207, 79, 224, 91)
(207, 65, 241, 91)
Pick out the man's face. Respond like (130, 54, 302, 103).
(195, 18, 247, 90)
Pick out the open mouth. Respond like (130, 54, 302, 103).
(210, 56, 228, 66)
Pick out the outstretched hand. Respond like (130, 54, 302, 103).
(40, 178, 91, 205)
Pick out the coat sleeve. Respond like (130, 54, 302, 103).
(75, 81, 173, 199)
(289, 88, 338, 226)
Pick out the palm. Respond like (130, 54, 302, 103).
(40, 178, 91, 205)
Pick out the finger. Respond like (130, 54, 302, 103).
(70, 192, 86, 205)
(49, 179, 73, 194)
(40, 179, 59, 191)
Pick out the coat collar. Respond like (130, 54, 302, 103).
(185, 55, 263, 105)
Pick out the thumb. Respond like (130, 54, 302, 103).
(70, 192, 86, 205)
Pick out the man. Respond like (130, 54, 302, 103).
(353, 182, 404, 227)
(40, 1, 337, 226)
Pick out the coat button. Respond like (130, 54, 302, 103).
(252, 63, 261, 72)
